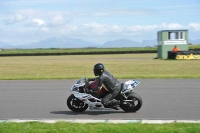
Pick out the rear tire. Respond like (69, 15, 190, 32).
(67, 94, 88, 112)
(120, 92, 142, 112)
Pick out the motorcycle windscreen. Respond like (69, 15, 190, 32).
(71, 84, 79, 92)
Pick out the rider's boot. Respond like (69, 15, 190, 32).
(105, 99, 120, 110)
(102, 99, 120, 110)
(111, 99, 120, 110)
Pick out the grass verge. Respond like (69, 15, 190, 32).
(0, 45, 200, 55)
(0, 47, 157, 55)
(0, 122, 200, 133)
(0, 53, 200, 80)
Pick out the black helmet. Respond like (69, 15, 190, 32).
(93, 63, 104, 76)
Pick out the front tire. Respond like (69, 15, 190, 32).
(120, 92, 142, 112)
(67, 94, 88, 112)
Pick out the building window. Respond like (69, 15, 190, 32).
(179, 32, 184, 40)
(168, 31, 185, 40)
(168, 32, 176, 40)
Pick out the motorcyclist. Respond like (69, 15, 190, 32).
(87, 63, 121, 110)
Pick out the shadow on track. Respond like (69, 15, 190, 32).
(50, 110, 129, 116)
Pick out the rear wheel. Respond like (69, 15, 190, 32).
(67, 94, 88, 112)
(120, 92, 142, 112)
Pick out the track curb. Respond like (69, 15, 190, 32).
(1, 119, 200, 124)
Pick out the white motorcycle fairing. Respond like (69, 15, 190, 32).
(70, 78, 140, 110)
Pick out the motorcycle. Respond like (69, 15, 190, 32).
(67, 77, 142, 112)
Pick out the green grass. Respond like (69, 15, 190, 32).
(189, 44, 200, 50)
(0, 47, 157, 55)
(0, 45, 199, 55)
(0, 122, 200, 133)
(0, 53, 200, 80)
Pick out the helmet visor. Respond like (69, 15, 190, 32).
(94, 68, 102, 76)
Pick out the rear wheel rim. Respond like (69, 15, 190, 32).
(126, 97, 140, 109)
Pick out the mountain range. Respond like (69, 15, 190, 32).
(0, 41, 13, 49)
(0, 37, 200, 49)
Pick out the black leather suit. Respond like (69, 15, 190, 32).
(89, 70, 121, 106)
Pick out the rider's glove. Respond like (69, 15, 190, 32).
(86, 88, 93, 94)
(85, 78, 89, 85)
(85, 81, 92, 94)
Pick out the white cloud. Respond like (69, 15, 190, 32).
(68, 22, 190, 38)
(128, 25, 158, 32)
(112, 25, 122, 33)
(41, 27, 49, 32)
(63, 25, 78, 32)
(32, 19, 45, 26)
(1, 21, 200, 45)
(92, 8, 158, 17)
(160, 23, 184, 29)
(167, 23, 184, 29)
(49, 15, 66, 26)
(3, 0, 66, 6)
(189, 23, 200, 31)
(3, 13, 25, 25)
(39, 22, 188, 36)
(0, 24, 6, 31)
(80, 23, 109, 35)
(51, 25, 78, 35)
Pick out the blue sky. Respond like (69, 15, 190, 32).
(0, 0, 200, 45)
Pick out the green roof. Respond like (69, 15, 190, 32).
(158, 29, 188, 32)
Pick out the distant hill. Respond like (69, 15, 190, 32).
(17, 37, 100, 49)
(102, 39, 142, 47)
(16, 37, 148, 48)
(1, 37, 200, 49)
(141, 39, 157, 47)
(0, 41, 12, 49)
(189, 39, 200, 44)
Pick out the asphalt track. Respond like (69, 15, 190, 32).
(0, 79, 200, 120)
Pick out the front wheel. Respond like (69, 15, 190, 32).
(67, 94, 88, 112)
(120, 92, 142, 112)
